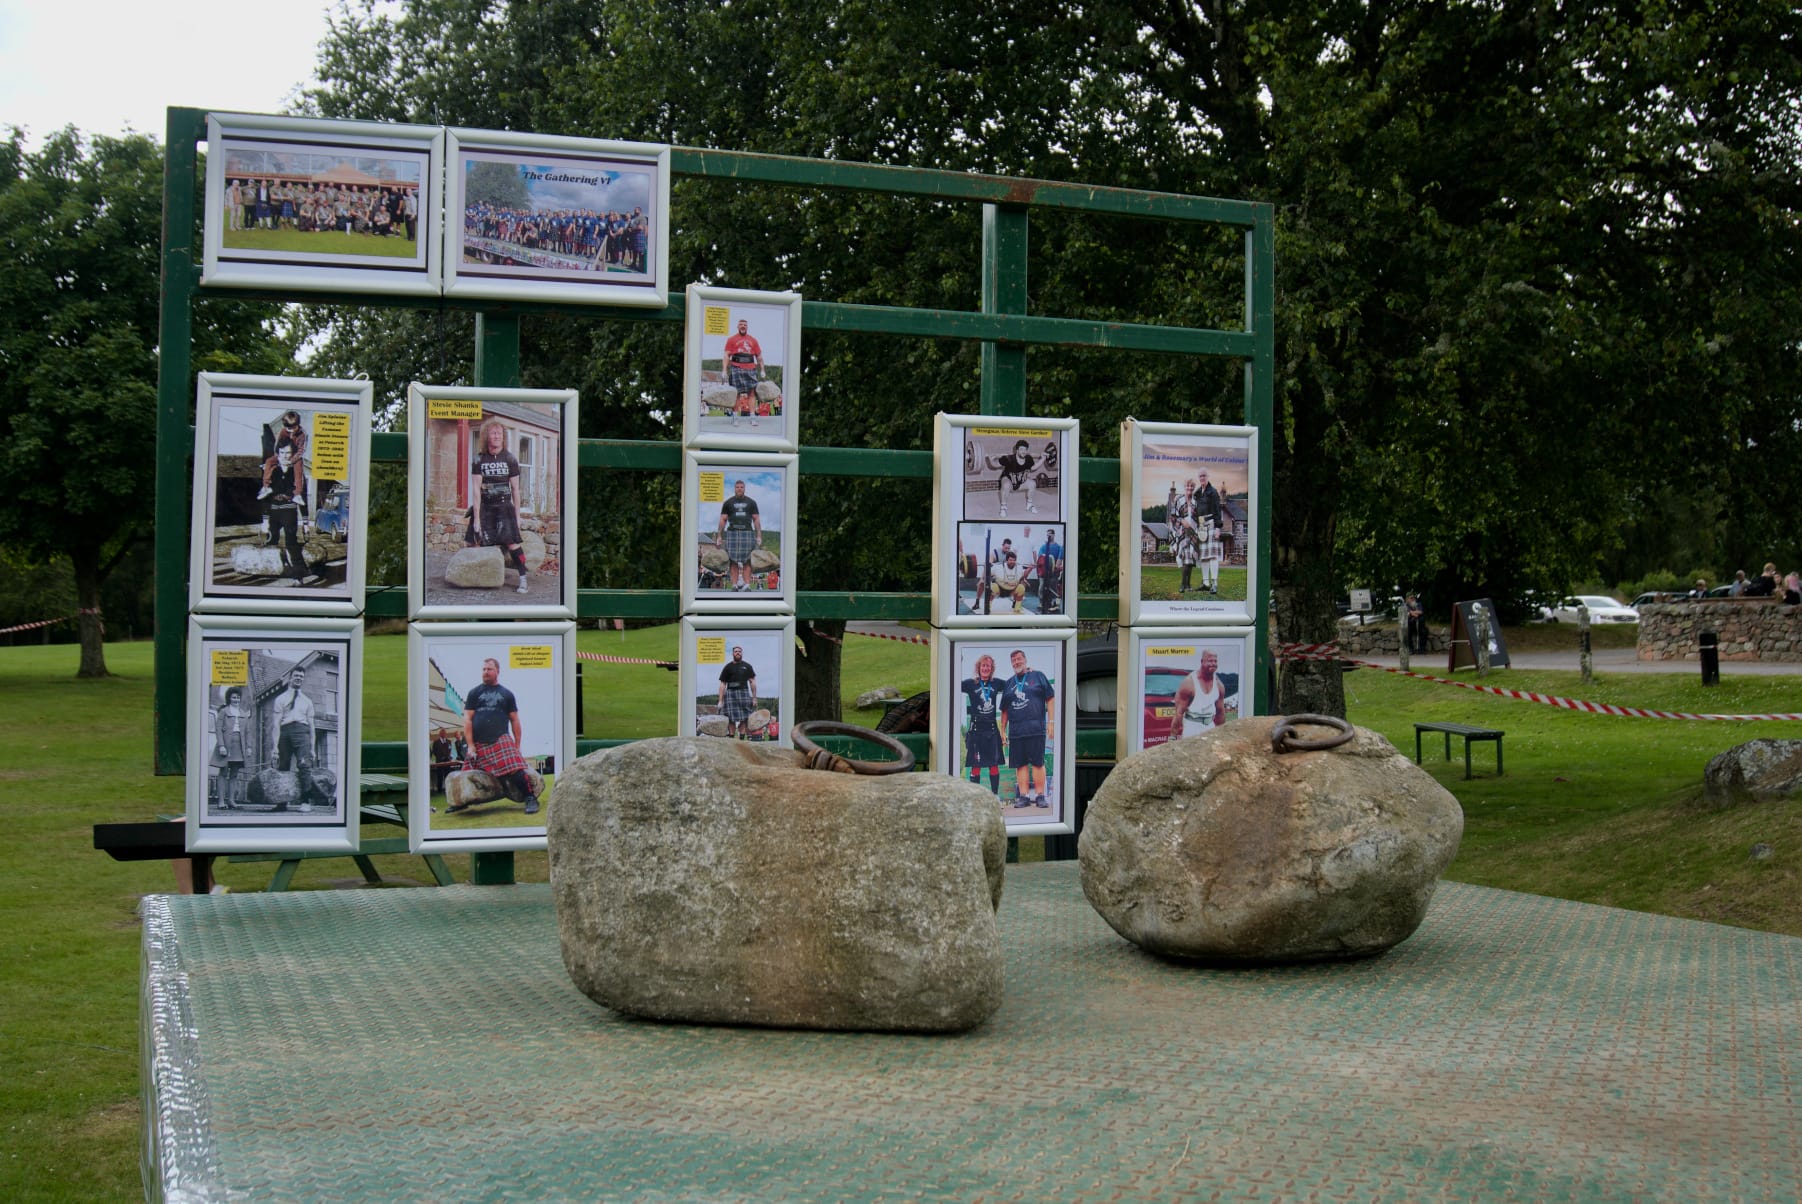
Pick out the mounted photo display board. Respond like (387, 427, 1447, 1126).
(683, 285, 802, 452)
(678, 616, 795, 746)
(680, 451, 798, 615)
(1115, 628, 1258, 760)
(1119, 418, 1259, 626)
(1448, 598, 1511, 670)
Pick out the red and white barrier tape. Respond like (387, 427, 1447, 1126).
(575, 651, 677, 668)
(848, 629, 932, 646)
(1277, 643, 1802, 722)
(0, 614, 76, 636)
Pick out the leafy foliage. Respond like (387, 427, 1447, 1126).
(0, 128, 287, 674)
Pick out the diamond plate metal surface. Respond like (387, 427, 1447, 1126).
(146, 863, 1802, 1202)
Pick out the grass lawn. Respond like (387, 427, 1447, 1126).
(222, 226, 417, 259)
(1138, 564, 1247, 601)
(4, 628, 1798, 1199)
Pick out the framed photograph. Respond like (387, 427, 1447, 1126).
(930, 628, 1075, 836)
(1116, 628, 1258, 760)
(188, 373, 372, 616)
(202, 112, 443, 296)
(186, 615, 361, 854)
(680, 451, 798, 615)
(682, 285, 802, 451)
(1120, 418, 1259, 625)
(932, 413, 1078, 628)
(408, 622, 575, 853)
(407, 384, 578, 620)
(678, 616, 795, 746)
(443, 128, 671, 307)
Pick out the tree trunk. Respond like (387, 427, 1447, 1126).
(71, 542, 108, 678)
(794, 619, 845, 722)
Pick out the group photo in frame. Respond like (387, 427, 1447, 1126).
(677, 616, 795, 745)
(1115, 627, 1258, 759)
(931, 413, 1079, 628)
(407, 384, 578, 620)
(185, 615, 362, 854)
(442, 128, 671, 307)
(950, 521, 1069, 618)
(202, 113, 443, 296)
(407, 622, 575, 853)
(930, 628, 1075, 836)
(188, 373, 372, 616)
(682, 285, 802, 451)
(1120, 418, 1259, 625)
(680, 451, 798, 614)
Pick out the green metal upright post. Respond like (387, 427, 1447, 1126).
(979, 204, 1028, 418)
(1245, 212, 1277, 712)
(471, 311, 521, 885)
(154, 108, 202, 774)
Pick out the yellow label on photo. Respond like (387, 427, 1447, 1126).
(309, 412, 351, 481)
(971, 427, 1051, 439)
(1146, 647, 1194, 657)
(428, 398, 484, 421)
(211, 650, 249, 686)
(698, 472, 725, 503)
(509, 645, 554, 670)
(704, 306, 731, 336)
(696, 637, 726, 664)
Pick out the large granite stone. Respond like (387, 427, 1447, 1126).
(549, 737, 1006, 1032)
(444, 545, 506, 588)
(445, 766, 545, 811)
(1079, 716, 1462, 964)
(245, 766, 336, 812)
(229, 546, 288, 577)
(1702, 739, 1802, 808)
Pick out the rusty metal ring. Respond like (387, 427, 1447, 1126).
(1271, 713, 1354, 753)
(791, 721, 916, 775)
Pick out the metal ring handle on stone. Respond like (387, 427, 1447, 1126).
(791, 721, 917, 776)
(1270, 713, 1355, 754)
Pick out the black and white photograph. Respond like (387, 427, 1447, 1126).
(932, 414, 1078, 628)
(1120, 418, 1259, 625)
(681, 452, 798, 614)
(683, 285, 802, 451)
(931, 629, 1075, 836)
(202, 113, 442, 296)
(189, 373, 371, 615)
(678, 616, 794, 745)
(186, 616, 361, 854)
(1117, 628, 1257, 759)
(443, 129, 670, 306)
(408, 384, 578, 620)
(408, 623, 574, 853)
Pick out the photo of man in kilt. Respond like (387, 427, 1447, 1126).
(717, 646, 759, 739)
(455, 657, 541, 815)
(715, 479, 763, 592)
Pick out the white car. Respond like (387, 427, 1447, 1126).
(1548, 595, 1639, 624)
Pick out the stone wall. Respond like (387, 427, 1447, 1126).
(1331, 620, 1447, 656)
(1638, 599, 1802, 662)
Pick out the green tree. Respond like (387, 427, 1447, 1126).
(0, 128, 287, 676)
(303, 0, 1802, 717)
(463, 159, 531, 209)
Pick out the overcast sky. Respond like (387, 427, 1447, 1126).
(0, 0, 334, 147)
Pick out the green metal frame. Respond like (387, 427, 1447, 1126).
(154, 106, 1275, 779)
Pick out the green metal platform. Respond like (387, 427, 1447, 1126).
(142, 861, 1802, 1201)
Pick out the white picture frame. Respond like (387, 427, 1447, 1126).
(188, 373, 372, 616)
(202, 112, 443, 296)
(1116, 627, 1258, 760)
(442, 128, 671, 307)
(186, 615, 362, 854)
(1120, 418, 1260, 625)
(678, 615, 796, 746)
(930, 628, 1076, 836)
(932, 413, 1078, 628)
(407, 383, 579, 620)
(682, 285, 802, 451)
(407, 622, 576, 854)
(680, 451, 799, 615)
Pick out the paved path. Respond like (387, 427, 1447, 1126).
(1363, 646, 1802, 676)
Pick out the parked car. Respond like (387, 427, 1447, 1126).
(1547, 595, 1639, 623)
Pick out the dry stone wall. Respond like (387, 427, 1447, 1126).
(1638, 600, 1802, 662)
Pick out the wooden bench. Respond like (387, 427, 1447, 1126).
(94, 773, 454, 892)
(1414, 722, 1504, 780)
